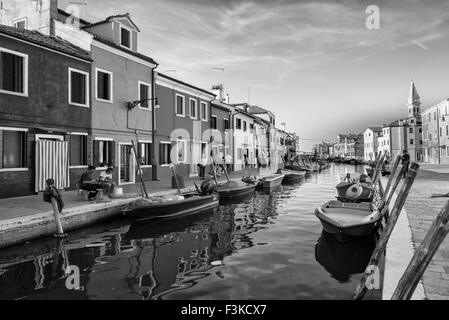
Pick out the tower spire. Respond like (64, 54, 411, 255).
(407, 80, 421, 117)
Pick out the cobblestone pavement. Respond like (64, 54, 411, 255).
(404, 168, 449, 300)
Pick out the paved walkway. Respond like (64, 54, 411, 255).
(402, 166, 449, 299)
(0, 168, 259, 223)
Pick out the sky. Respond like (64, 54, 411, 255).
(60, 0, 449, 151)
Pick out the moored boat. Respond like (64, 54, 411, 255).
(123, 193, 219, 221)
(216, 180, 256, 200)
(315, 200, 380, 242)
(257, 173, 285, 189)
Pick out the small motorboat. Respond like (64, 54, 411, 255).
(315, 200, 380, 242)
(123, 193, 219, 221)
(257, 173, 285, 189)
(216, 180, 256, 200)
(279, 168, 306, 182)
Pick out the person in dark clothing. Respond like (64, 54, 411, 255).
(79, 165, 100, 200)
(43, 178, 64, 213)
(401, 150, 410, 178)
(244, 154, 249, 170)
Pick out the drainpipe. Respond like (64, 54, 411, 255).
(152, 67, 158, 180)
(437, 108, 441, 164)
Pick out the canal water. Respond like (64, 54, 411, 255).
(0, 164, 380, 300)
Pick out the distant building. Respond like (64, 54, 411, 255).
(334, 133, 363, 158)
(363, 127, 382, 161)
(421, 99, 449, 164)
(378, 81, 423, 162)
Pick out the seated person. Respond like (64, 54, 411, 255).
(79, 165, 100, 200)
(99, 166, 115, 196)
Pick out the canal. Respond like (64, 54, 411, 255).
(0, 164, 381, 300)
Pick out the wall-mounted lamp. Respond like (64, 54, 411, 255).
(126, 97, 160, 110)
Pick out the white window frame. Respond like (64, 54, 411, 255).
(0, 127, 28, 172)
(160, 141, 171, 167)
(0, 47, 28, 97)
(68, 133, 88, 169)
(138, 81, 151, 111)
(175, 94, 185, 117)
(68, 67, 90, 108)
(119, 24, 132, 50)
(176, 139, 187, 163)
(93, 137, 114, 170)
(189, 98, 198, 119)
(200, 101, 208, 121)
(12, 17, 27, 29)
(138, 139, 152, 168)
(95, 67, 113, 103)
(118, 142, 135, 186)
(211, 115, 218, 131)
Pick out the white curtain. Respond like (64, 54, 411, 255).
(35, 140, 70, 192)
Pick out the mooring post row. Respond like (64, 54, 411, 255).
(353, 162, 420, 300)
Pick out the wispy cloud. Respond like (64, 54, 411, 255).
(60, 0, 449, 149)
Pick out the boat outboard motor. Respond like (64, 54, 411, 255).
(200, 179, 216, 195)
(345, 184, 363, 200)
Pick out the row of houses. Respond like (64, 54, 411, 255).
(0, 0, 298, 199)
(315, 80, 449, 165)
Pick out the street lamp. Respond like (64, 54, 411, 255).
(126, 97, 160, 110)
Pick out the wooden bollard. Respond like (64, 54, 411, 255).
(51, 198, 67, 238)
(372, 153, 386, 186)
(353, 163, 419, 300)
(383, 156, 401, 200)
(391, 200, 449, 300)
(382, 165, 406, 216)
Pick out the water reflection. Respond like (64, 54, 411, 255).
(0, 164, 380, 300)
(315, 231, 376, 283)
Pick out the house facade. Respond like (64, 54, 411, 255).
(363, 127, 382, 161)
(79, 14, 157, 187)
(230, 106, 256, 171)
(155, 73, 215, 181)
(210, 99, 232, 169)
(421, 99, 449, 164)
(0, 25, 92, 198)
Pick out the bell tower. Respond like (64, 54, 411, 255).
(407, 80, 421, 119)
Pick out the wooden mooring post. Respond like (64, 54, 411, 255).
(382, 156, 401, 202)
(353, 162, 420, 300)
(391, 200, 449, 300)
(372, 153, 386, 187)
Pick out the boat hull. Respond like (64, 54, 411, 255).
(258, 174, 285, 189)
(315, 200, 380, 243)
(216, 183, 256, 199)
(124, 194, 219, 221)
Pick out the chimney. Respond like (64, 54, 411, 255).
(225, 94, 229, 104)
(281, 122, 286, 131)
(211, 84, 225, 102)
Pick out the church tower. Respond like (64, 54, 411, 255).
(407, 80, 421, 119)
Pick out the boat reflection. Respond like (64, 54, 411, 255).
(0, 190, 281, 300)
(315, 231, 375, 283)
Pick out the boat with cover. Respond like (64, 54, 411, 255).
(123, 193, 219, 221)
(315, 200, 380, 242)
(335, 181, 374, 203)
